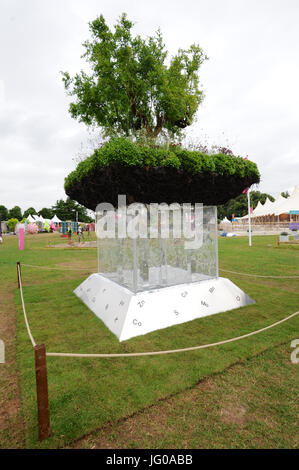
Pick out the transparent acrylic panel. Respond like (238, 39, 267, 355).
(96, 205, 218, 293)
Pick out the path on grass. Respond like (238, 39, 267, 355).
(0, 282, 25, 448)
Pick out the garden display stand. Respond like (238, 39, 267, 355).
(74, 205, 255, 342)
(69, 139, 258, 341)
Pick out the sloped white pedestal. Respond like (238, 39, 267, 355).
(74, 274, 255, 342)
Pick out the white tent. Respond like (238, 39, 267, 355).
(239, 186, 299, 219)
(221, 216, 231, 224)
(240, 200, 264, 219)
(252, 200, 264, 217)
(51, 214, 61, 223)
(264, 193, 286, 216)
(27, 214, 36, 223)
(273, 185, 299, 215)
(260, 197, 275, 215)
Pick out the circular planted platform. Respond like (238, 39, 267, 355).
(65, 138, 260, 209)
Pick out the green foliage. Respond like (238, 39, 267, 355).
(281, 191, 290, 198)
(0, 205, 9, 220)
(62, 13, 207, 140)
(7, 218, 19, 231)
(38, 207, 54, 219)
(218, 191, 275, 220)
(51, 197, 93, 223)
(23, 207, 37, 218)
(8, 206, 22, 221)
(64, 138, 260, 209)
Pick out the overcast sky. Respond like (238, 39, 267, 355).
(1, 0, 299, 212)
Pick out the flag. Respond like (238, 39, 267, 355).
(242, 188, 249, 194)
(19, 227, 24, 250)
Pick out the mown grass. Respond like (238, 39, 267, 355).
(1, 232, 298, 448)
(74, 341, 298, 449)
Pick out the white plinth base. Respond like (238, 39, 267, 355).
(74, 274, 255, 342)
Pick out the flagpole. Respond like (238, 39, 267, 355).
(247, 189, 252, 247)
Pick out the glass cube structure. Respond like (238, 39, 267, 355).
(96, 205, 218, 293)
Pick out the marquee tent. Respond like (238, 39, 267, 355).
(51, 214, 61, 223)
(27, 214, 36, 223)
(240, 186, 299, 220)
(273, 186, 299, 215)
(220, 216, 232, 224)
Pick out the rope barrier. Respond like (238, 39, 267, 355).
(17, 262, 299, 358)
(219, 268, 299, 279)
(22, 263, 96, 272)
(22, 263, 299, 279)
(17, 263, 36, 348)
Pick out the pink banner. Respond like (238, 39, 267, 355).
(19, 227, 24, 250)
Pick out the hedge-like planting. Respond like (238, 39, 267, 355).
(64, 138, 260, 209)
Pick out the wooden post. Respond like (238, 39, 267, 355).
(34, 344, 51, 441)
(17, 261, 21, 288)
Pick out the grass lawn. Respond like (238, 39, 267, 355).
(73, 341, 298, 449)
(0, 232, 298, 448)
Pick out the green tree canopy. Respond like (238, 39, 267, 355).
(38, 208, 54, 219)
(51, 197, 93, 223)
(7, 218, 19, 232)
(23, 207, 37, 218)
(0, 205, 9, 220)
(62, 13, 207, 141)
(8, 206, 22, 221)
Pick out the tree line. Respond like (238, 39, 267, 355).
(1, 191, 290, 226)
(0, 197, 94, 223)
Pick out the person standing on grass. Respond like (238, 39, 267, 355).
(68, 227, 72, 243)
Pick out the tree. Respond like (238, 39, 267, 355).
(8, 206, 22, 221)
(281, 191, 290, 198)
(38, 208, 54, 219)
(62, 13, 207, 141)
(0, 205, 9, 220)
(23, 207, 37, 218)
(217, 191, 275, 220)
(7, 218, 19, 232)
(51, 197, 93, 222)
